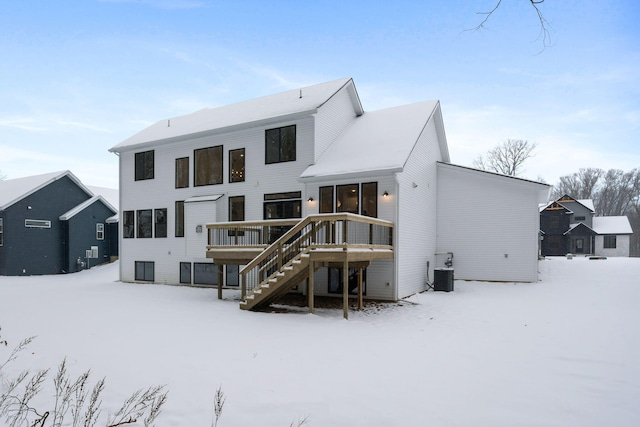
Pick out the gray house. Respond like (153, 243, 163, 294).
(0, 171, 119, 276)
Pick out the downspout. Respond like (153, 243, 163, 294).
(393, 173, 400, 301)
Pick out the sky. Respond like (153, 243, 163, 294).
(1, 0, 639, 189)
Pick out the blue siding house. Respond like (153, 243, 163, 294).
(0, 171, 118, 276)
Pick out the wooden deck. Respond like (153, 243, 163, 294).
(206, 213, 394, 318)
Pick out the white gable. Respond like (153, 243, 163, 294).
(110, 78, 361, 153)
(300, 100, 443, 180)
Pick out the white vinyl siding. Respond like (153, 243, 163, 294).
(314, 86, 359, 161)
(436, 164, 544, 282)
(117, 116, 315, 284)
(395, 117, 442, 299)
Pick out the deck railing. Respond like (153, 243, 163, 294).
(207, 213, 393, 297)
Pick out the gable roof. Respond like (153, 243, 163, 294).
(299, 100, 447, 181)
(563, 222, 597, 236)
(109, 78, 362, 153)
(59, 195, 117, 221)
(0, 171, 92, 211)
(555, 194, 595, 212)
(593, 216, 633, 235)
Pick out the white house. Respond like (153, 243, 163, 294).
(109, 78, 550, 314)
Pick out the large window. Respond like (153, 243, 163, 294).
(194, 146, 223, 186)
(229, 196, 245, 222)
(264, 192, 302, 220)
(229, 148, 245, 183)
(175, 201, 185, 237)
(135, 150, 154, 181)
(319, 186, 333, 214)
(0, 218, 3, 246)
(265, 125, 296, 164)
(137, 209, 152, 238)
(194, 263, 218, 286)
(155, 208, 167, 238)
(135, 261, 154, 281)
(604, 235, 617, 249)
(336, 184, 359, 214)
(123, 211, 135, 238)
(361, 182, 378, 218)
(175, 157, 189, 188)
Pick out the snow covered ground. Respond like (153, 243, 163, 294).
(1, 256, 639, 426)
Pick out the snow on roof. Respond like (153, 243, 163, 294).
(593, 216, 633, 235)
(110, 78, 359, 153)
(564, 222, 596, 235)
(0, 171, 91, 211)
(59, 195, 117, 221)
(299, 100, 440, 180)
(577, 199, 595, 212)
(87, 185, 119, 211)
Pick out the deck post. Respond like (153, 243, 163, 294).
(308, 260, 314, 314)
(241, 271, 246, 299)
(343, 258, 349, 320)
(217, 264, 223, 300)
(358, 266, 363, 311)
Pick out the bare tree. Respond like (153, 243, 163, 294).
(471, 0, 552, 51)
(472, 139, 538, 177)
(552, 168, 603, 200)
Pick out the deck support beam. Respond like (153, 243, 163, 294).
(308, 260, 314, 314)
(343, 258, 349, 320)
(217, 265, 223, 300)
(358, 266, 363, 311)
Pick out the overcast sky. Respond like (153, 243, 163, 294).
(1, 0, 638, 189)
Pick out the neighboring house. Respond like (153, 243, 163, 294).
(540, 194, 633, 257)
(0, 171, 119, 276)
(109, 78, 550, 312)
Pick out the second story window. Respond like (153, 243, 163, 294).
(123, 211, 134, 238)
(137, 209, 152, 238)
(229, 148, 245, 182)
(155, 208, 167, 238)
(194, 146, 223, 186)
(175, 157, 189, 188)
(265, 125, 296, 164)
(135, 150, 154, 181)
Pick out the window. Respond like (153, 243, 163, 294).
(229, 196, 245, 222)
(155, 208, 167, 238)
(25, 219, 51, 228)
(175, 157, 189, 188)
(319, 186, 333, 214)
(175, 201, 185, 237)
(229, 148, 245, 183)
(575, 216, 586, 221)
(226, 265, 239, 287)
(135, 150, 154, 181)
(194, 146, 223, 186)
(180, 262, 191, 284)
(194, 263, 218, 286)
(604, 235, 617, 249)
(137, 209, 152, 238)
(0, 218, 3, 246)
(96, 223, 105, 240)
(135, 261, 154, 281)
(361, 182, 378, 218)
(265, 125, 296, 164)
(123, 211, 134, 238)
(336, 184, 359, 214)
(328, 268, 366, 295)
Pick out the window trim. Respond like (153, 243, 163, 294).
(175, 157, 189, 188)
(96, 223, 105, 240)
(155, 208, 167, 238)
(194, 145, 223, 187)
(265, 125, 296, 164)
(135, 261, 155, 281)
(603, 235, 617, 249)
(135, 150, 154, 181)
(136, 209, 152, 238)
(229, 148, 245, 183)
(25, 219, 51, 228)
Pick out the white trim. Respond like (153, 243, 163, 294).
(25, 219, 51, 228)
